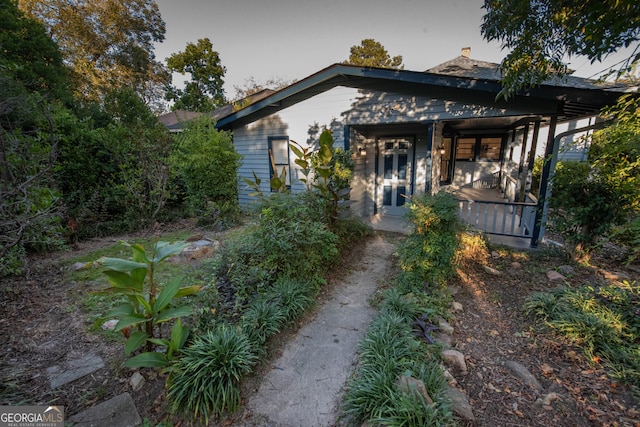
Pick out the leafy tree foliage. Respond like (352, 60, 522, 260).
(345, 39, 404, 69)
(170, 115, 242, 224)
(0, 1, 71, 276)
(0, 0, 70, 100)
(19, 0, 169, 103)
(481, 0, 640, 97)
(232, 76, 293, 101)
(56, 88, 175, 237)
(549, 93, 640, 253)
(166, 38, 227, 112)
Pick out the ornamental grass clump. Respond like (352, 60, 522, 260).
(166, 325, 257, 422)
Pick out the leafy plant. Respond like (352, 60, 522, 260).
(524, 281, 640, 396)
(96, 241, 201, 368)
(170, 115, 242, 224)
(166, 325, 257, 422)
(241, 299, 286, 350)
(400, 192, 463, 286)
(549, 161, 625, 253)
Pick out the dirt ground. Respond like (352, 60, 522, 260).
(1, 222, 639, 426)
(450, 237, 640, 427)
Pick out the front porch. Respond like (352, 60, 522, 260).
(449, 185, 538, 249)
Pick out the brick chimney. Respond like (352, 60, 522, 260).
(461, 47, 471, 58)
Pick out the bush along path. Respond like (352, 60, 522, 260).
(233, 233, 399, 427)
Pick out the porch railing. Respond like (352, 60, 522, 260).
(457, 194, 538, 241)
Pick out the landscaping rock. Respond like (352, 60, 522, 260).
(510, 261, 522, 270)
(483, 265, 502, 275)
(558, 265, 575, 276)
(130, 371, 145, 391)
(451, 301, 463, 312)
(47, 354, 105, 389)
(68, 392, 141, 427)
(546, 270, 566, 282)
(438, 319, 454, 335)
(395, 374, 433, 404)
(70, 261, 91, 271)
(503, 360, 543, 391)
(101, 319, 118, 331)
(445, 385, 475, 422)
(491, 251, 501, 259)
(435, 332, 453, 348)
(441, 349, 467, 375)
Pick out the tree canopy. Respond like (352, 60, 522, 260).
(344, 39, 404, 69)
(0, 0, 70, 100)
(166, 38, 227, 112)
(19, 0, 169, 103)
(481, 0, 640, 98)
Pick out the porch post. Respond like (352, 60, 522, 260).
(531, 116, 557, 248)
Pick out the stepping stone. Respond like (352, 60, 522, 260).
(503, 360, 543, 391)
(47, 354, 104, 389)
(68, 392, 141, 427)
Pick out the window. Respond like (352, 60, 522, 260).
(268, 137, 290, 189)
(455, 136, 503, 161)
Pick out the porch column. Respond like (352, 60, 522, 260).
(531, 116, 557, 248)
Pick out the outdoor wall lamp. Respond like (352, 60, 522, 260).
(438, 145, 446, 155)
(359, 147, 367, 156)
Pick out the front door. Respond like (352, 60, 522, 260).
(377, 137, 413, 216)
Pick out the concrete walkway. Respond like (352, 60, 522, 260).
(237, 234, 398, 427)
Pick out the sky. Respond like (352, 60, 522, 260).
(152, 0, 631, 99)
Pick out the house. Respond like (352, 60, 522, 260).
(205, 49, 631, 246)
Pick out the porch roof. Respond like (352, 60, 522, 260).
(215, 60, 633, 130)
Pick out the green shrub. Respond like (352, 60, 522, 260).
(170, 115, 243, 225)
(167, 325, 257, 421)
(216, 193, 339, 295)
(610, 215, 640, 264)
(400, 192, 463, 285)
(549, 161, 626, 251)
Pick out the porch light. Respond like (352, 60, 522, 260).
(359, 147, 367, 156)
(438, 145, 446, 155)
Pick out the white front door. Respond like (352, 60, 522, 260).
(377, 137, 413, 216)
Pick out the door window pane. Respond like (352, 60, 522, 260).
(384, 155, 393, 179)
(397, 154, 407, 180)
(397, 186, 406, 206)
(383, 185, 392, 205)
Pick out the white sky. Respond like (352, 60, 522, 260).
(153, 0, 632, 98)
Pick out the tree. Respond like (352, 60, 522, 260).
(0, 75, 65, 276)
(481, 0, 640, 98)
(166, 38, 227, 112)
(0, 0, 70, 101)
(232, 76, 293, 101)
(19, 0, 169, 103)
(344, 39, 404, 69)
(56, 88, 174, 236)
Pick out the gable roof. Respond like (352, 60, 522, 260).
(426, 55, 625, 91)
(158, 110, 203, 132)
(214, 59, 633, 130)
